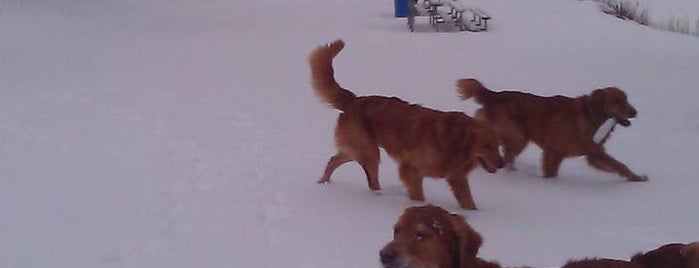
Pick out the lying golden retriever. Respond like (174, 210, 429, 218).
(631, 242, 699, 268)
(563, 259, 639, 268)
(456, 79, 647, 182)
(379, 205, 501, 268)
(310, 40, 504, 209)
(564, 241, 699, 268)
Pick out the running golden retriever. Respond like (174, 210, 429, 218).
(310, 40, 504, 209)
(457, 79, 647, 182)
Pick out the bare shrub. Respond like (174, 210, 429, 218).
(668, 16, 691, 35)
(635, 9, 649, 26)
(590, 0, 699, 36)
(598, 0, 648, 25)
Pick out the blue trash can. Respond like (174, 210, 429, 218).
(394, 0, 408, 17)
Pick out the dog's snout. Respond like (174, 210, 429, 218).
(380, 247, 397, 264)
(629, 107, 638, 118)
(497, 157, 505, 169)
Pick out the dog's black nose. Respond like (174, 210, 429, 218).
(630, 108, 638, 118)
(497, 158, 505, 169)
(380, 247, 397, 264)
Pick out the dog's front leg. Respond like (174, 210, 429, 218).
(447, 175, 477, 210)
(399, 163, 424, 201)
(586, 150, 648, 182)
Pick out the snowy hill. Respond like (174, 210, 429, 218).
(1, 0, 698, 267)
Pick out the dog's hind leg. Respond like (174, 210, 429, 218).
(399, 163, 424, 201)
(502, 133, 527, 171)
(334, 114, 382, 191)
(481, 111, 526, 171)
(321, 147, 381, 191)
(542, 150, 564, 178)
(343, 138, 381, 192)
(356, 147, 381, 192)
(318, 152, 352, 184)
(447, 175, 477, 210)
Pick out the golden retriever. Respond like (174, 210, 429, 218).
(456, 79, 647, 182)
(310, 40, 504, 209)
(631, 242, 699, 268)
(563, 258, 639, 268)
(564, 241, 699, 268)
(379, 205, 501, 268)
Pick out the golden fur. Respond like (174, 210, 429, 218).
(563, 259, 639, 268)
(309, 40, 504, 210)
(380, 205, 501, 268)
(631, 242, 699, 268)
(686, 242, 699, 268)
(564, 241, 699, 268)
(456, 79, 647, 181)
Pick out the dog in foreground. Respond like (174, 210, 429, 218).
(380, 205, 502, 268)
(564, 241, 699, 268)
(309, 40, 504, 210)
(457, 79, 647, 182)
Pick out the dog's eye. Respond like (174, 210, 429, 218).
(415, 232, 426, 241)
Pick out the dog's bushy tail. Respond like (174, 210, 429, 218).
(456, 78, 492, 105)
(309, 39, 357, 111)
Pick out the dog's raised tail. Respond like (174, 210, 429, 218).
(309, 39, 357, 111)
(456, 78, 489, 104)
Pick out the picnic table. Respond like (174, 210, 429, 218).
(407, 0, 491, 32)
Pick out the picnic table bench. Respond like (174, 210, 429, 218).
(407, 0, 491, 32)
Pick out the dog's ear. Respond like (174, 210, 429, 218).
(588, 88, 606, 109)
(586, 88, 611, 119)
(450, 213, 483, 260)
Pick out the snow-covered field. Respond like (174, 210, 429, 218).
(1, 0, 698, 267)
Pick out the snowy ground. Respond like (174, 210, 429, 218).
(1, 0, 699, 267)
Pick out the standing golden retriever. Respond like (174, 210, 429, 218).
(309, 40, 504, 209)
(456, 79, 647, 182)
(379, 205, 502, 268)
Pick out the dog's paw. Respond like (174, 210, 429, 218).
(317, 179, 331, 185)
(629, 175, 649, 182)
(371, 189, 383, 196)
